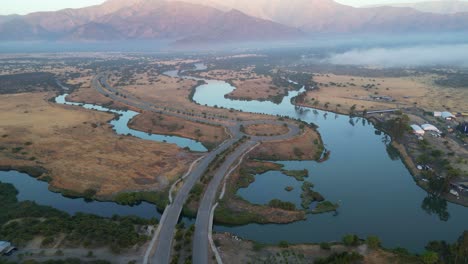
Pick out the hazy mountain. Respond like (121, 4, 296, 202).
(367, 0, 468, 14)
(2, 0, 468, 43)
(0, 0, 300, 42)
(173, 0, 468, 33)
(0, 15, 20, 23)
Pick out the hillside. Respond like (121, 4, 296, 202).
(0, 0, 300, 42)
(367, 0, 468, 14)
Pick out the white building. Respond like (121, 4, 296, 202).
(411, 124, 425, 135)
(441, 112, 456, 120)
(421, 124, 441, 134)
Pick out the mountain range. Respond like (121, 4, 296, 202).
(1, 0, 468, 44)
(367, 0, 468, 14)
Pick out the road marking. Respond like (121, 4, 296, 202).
(143, 204, 171, 264)
(209, 203, 223, 264)
(219, 142, 259, 200)
(169, 155, 205, 204)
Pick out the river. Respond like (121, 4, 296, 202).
(1, 64, 467, 251)
(0, 170, 160, 219)
(182, 64, 468, 252)
(0, 89, 207, 220)
(55, 94, 207, 152)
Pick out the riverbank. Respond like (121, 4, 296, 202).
(128, 111, 229, 151)
(0, 181, 154, 264)
(0, 92, 196, 198)
(213, 233, 420, 264)
(367, 112, 468, 208)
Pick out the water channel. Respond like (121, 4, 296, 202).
(1, 64, 466, 252)
(184, 64, 468, 252)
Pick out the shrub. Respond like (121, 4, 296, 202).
(320, 242, 331, 250)
(366, 236, 381, 249)
(342, 234, 360, 247)
(278, 241, 289, 248)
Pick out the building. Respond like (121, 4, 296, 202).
(0, 241, 15, 255)
(421, 124, 441, 134)
(441, 111, 456, 120)
(411, 124, 425, 135)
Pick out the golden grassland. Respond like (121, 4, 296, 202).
(128, 111, 229, 149)
(0, 92, 197, 197)
(244, 123, 290, 137)
(198, 69, 288, 101)
(230, 77, 280, 101)
(251, 127, 324, 161)
(299, 74, 468, 114)
(117, 73, 278, 123)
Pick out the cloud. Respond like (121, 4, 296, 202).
(324, 44, 468, 67)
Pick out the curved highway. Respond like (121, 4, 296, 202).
(89, 71, 303, 264)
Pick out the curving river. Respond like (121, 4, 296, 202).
(1, 87, 208, 220)
(1, 64, 466, 252)
(55, 94, 207, 152)
(181, 64, 468, 252)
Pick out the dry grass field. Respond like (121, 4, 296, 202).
(299, 74, 468, 114)
(118, 73, 278, 123)
(198, 69, 288, 101)
(128, 111, 229, 149)
(0, 92, 197, 197)
(214, 233, 402, 264)
(244, 123, 289, 136)
(251, 127, 324, 161)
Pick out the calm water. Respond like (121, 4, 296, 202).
(186, 68, 468, 252)
(0, 171, 160, 219)
(0, 92, 210, 220)
(3, 65, 466, 251)
(55, 94, 207, 152)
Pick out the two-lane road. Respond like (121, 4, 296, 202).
(90, 73, 303, 264)
(192, 140, 258, 264)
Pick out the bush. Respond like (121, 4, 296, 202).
(268, 199, 296, 211)
(315, 252, 363, 264)
(320, 242, 331, 250)
(278, 241, 289, 248)
(366, 235, 381, 249)
(342, 234, 360, 247)
(421, 251, 439, 264)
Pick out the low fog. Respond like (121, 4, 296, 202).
(324, 44, 468, 68)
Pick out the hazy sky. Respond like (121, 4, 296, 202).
(0, 0, 460, 15)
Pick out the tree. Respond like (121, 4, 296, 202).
(383, 115, 410, 141)
(342, 234, 360, 246)
(421, 194, 450, 221)
(366, 236, 381, 249)
(278, 241, 289, 248)
(421, 251, 439, 264)
(454, 231, 468, 263)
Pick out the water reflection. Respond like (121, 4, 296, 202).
(0, 171, 160, 219)
(422, 194, 450, 222)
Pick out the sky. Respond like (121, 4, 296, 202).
(0, 0, 459, 15)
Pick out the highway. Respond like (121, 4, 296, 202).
(90, 72, 303, 264)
